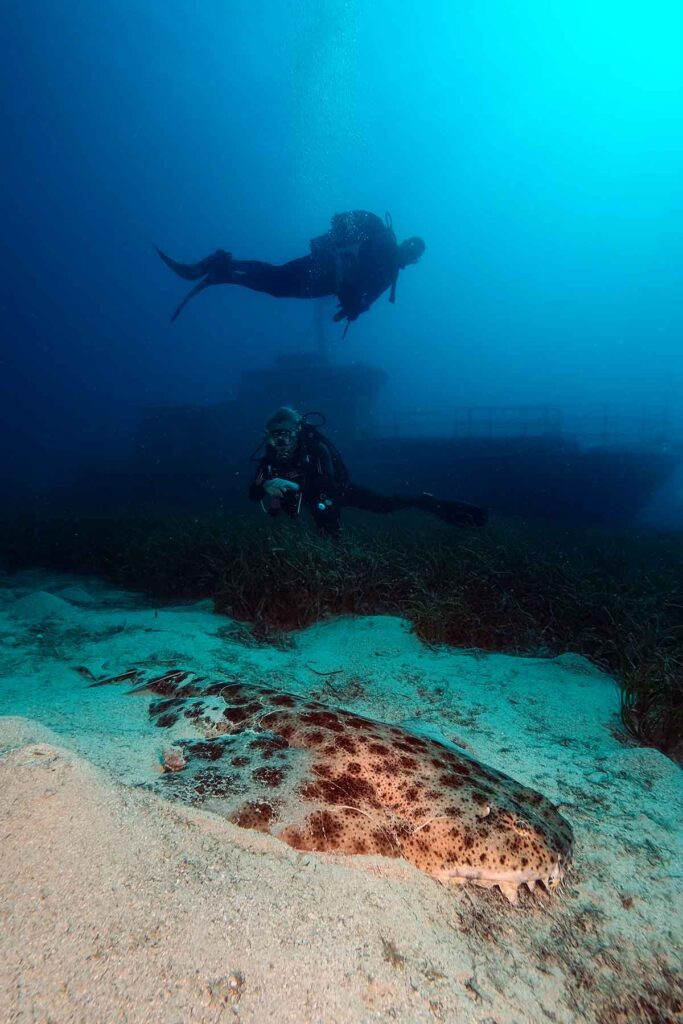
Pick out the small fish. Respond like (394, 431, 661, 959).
(73, 665, 96, 680)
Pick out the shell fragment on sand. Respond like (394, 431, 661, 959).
(106, 670, 573, 902)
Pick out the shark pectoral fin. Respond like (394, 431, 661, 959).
(497, 881, 520, 904)
(155, 245, 210, 281)
(170, 278, 213, 321)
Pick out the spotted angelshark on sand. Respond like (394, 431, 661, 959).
(93, 669, 573, 903)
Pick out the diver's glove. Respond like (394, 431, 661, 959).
(263, 478, 300, 498)
(333, 297, 364, 337)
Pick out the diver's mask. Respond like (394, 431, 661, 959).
(268, 426, 300, 461)
(398, 236, 426, 267)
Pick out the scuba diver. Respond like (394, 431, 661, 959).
(249, 407, 488, 537)
(156, 210, 425, 333)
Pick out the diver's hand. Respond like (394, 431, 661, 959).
(333, 307, 359, 323)
(263, 478, 300, 498)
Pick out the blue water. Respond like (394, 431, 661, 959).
(1, 1, 682, 507)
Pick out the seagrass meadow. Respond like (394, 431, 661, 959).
(2, 509, 680, 762)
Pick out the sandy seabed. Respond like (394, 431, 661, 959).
(0, 569, 681, 1023)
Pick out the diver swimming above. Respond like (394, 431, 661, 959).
(156, 211, 425, 332)
(249, 406, 488, 537)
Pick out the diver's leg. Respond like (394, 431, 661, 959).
(157, 247, 334, 320)
(409, 494, 488, 528)
(156, 248, 331, 294)
(343, 484, 488, 528)
(229, 256, 334, 299)
(341, 484, 406, 514)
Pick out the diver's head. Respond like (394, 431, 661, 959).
(398, 236, 426, 268)
(265, 406, 302, 461)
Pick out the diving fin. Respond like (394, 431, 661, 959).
(170, 278, 212, 322)
(155, 247, 233, 282)
(439, 500, 488, 528)
(414, 493, 488, 528)
(156, 247, 234, 321)
(155, 246, 211, 281)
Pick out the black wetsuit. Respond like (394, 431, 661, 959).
(159, 211, 403, 326)
(228, 256, 333, 300)
(249, 429, 488, 535)
(249, 433, 344, 535)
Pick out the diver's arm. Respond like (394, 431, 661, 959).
(334, 289, 364, 323)
(352, 239, 401, 316)
(249, 468, 300, 501)
(360, 269, 397, 313)
(335, 268, 396, 322)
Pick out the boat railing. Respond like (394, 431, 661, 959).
(376, 404, 681, 449)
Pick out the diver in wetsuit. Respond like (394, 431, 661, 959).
(249, 407, 488, 537)
(156, 211, 425, 332)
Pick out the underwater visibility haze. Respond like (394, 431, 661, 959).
(1, 4, 682, 1023)
(1, 0, 682, 497)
